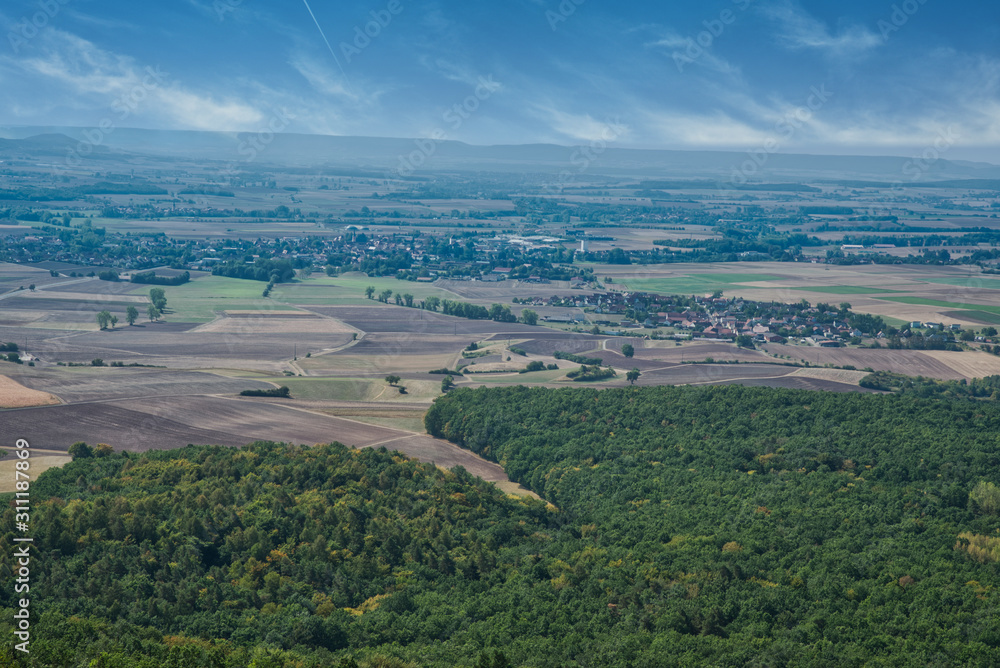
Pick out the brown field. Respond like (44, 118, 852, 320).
(762, 343, 984, 381)
(15, 367, 274, 403)
(0, 374, 60, 408)
(17, 291, 150, 303)
(2, 396, 536, 496)
(307, 305, 541, 336)
(25, 324, 355, 370)
(191, 314, 359, 335)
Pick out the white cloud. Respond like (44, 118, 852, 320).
(764, 2, 881, 56)
(2, 30, 265, 130)
(531, 106, 630, 144)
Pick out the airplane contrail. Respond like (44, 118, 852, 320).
(301, 0, 352, 90)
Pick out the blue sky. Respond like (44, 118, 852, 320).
(1, 0, 998, 161)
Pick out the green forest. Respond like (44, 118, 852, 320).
(3, 385, 1000, 666)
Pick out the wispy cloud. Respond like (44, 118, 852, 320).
(5, 30, 264, 130)
(764, 2, 880, 56)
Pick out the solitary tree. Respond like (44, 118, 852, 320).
(441, 375, 456, 392)
(365, 286, 375, 299)
(385, 374, 401, 386)
(110, 315, 118, 328)
(520, 309, 539, 326)
(125, 305, 139, 326)
(147, 304, 159, 322)
(621, 343, 635, 358)
(96, 310, 112, 330)
(626, 368, 641, 385)
(28, 284, 35, 291)
(149, 287, 167, 311)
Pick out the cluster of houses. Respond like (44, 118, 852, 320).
(525, 292, 965, 345)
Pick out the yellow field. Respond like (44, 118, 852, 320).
(919, 351, 1000, 379)
(0, 375, 60, 408)
(0, 455, 72, 492)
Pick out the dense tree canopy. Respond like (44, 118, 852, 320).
(4, 385, 1000, 666)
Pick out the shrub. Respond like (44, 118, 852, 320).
(240, 386, 291, 398)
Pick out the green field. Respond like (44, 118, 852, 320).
(125, 275, 282, 322)
(268, 274, 462, 305)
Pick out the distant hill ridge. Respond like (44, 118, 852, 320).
(2, 126, 999, 182)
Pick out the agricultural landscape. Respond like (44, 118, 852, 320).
(2, 129, 1000, 665)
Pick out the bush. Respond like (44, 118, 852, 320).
(554, 351, 603, 365)
(520, 361, 546, 374)
(240, 386, 291, 398)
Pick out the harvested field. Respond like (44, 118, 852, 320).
(1, 403, 249, 450)
(15, 291, 149, 303)
(30, 325, 354, 368)
(16, 368, 274, 404)
(788, 367, 870, 384)
(918, 351, 1000, 379)
(713, 377, 879, 393)
(191, 314, 358, 335)
(763, 344, 970, 380)
(299, 350, 462, 377)
(0, 455, 72, 493)
(588, 351, 676, 371)
(637, 364, 794, 386)
(0, 374, 60, 408)
(516, 335, 603, 356)
(634, 363, 873, 393)
(636, 341, 776, 364)
(1, 397, 535, 495)
(307, 305, 541, 335)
